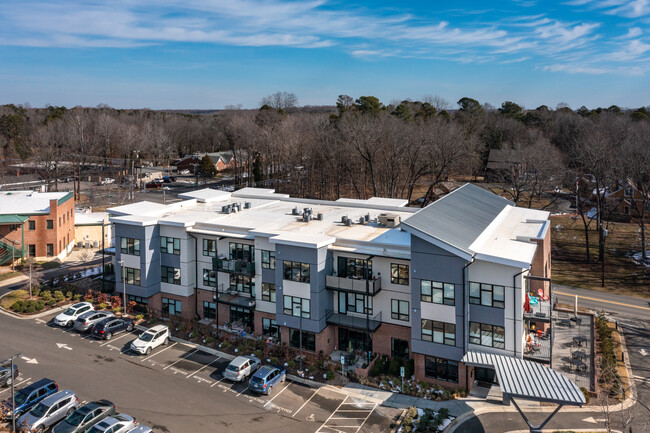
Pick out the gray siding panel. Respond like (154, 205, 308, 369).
(411, 340, 465, 361)
(469, 305, 505, 326)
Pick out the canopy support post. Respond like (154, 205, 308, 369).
(511, 397, 564, 433)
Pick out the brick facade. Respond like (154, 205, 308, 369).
(253, 311, 276, 337)
(316, 325, 336, 355)
(148, 292, 196, 322)
(372, 323, 412, 358)
(530, 224, 551, 295)
(413, 353, 472, 391)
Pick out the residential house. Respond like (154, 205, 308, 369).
(176, 151, 240, 173)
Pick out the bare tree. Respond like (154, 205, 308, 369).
(260, 91, 298, 113)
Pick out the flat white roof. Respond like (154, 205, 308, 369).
(75, 211, 108, 225)
(0, 190, 71, 215)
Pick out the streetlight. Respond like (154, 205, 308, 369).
(1, 353, 23, 433)
(118, 260, 126, 316)
(297, 304, 303, 372)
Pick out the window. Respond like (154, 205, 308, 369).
(162, 298, 181, 316)
(283, 295, 310, 318)
(289, 329, 316, 352)
(283, 260, 310, 283)
(202, 239, 216, 257)
(122, 267, 141, 285)
(470, 322, 505, 349)
(160, 236, 180, 255)
(59, 240, 62, 252)
(391, 299, 409, 321)
(120, 238, 140, 256)
(46, 244, 54, 257)
(421, 319, 456, 346)
(261, 250, 276, 269)
(28, 220, 35, 231)
(337, 257, 372, 279)
(469, 282, 505, 308)
(161, 266, 181, 285)
(391, 338, 410, 359)
(262, 318, 279, 339)
(229, 274, 254, 294)
(391, 263, 409, 285)
(46, 220, 53, 230)
(203, 301, 216, 319)
(624, 187, 633, 197)
(425, 357, 458, 383)
(58, 217, 61, 227)
(63, 214, 66, 224)
(261, 283, 276, 302)
(203, 269, 216, 287)
(229, 242, 254, 262)
(28, 245, 36, 257)
(345, 292, 372, 314)
(421, 280, 455, 306)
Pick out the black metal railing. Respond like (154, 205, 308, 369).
(325, 275, 381, 295)
(213, 258, 255, 276)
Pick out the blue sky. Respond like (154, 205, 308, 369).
(0, 0, 649, 109)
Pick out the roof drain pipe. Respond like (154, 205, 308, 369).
(462, 257, 475, 393)
(188, 232, 201, 321)
(513, 268, 530, 358)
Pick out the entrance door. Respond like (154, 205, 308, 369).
(338, 328, 371, 353)
(230, 306, 254, 331)
(475, 367, 497, 386)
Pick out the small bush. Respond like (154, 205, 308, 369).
(35, 302, 45, 311)
(135, 314, 144, 320)
(254, 350, 263, 359)
(41, 290, 52, 301)
(11, 301, 24, 311)
(220, 340, 230, 349)
(65, 291, 73, 299)
(288, 359, 296, 369)
(32, 287, 41, 297)
(388, 357, 403, 377)
(53, 290, 65, 302)
(325, 370, 335, 380)
(270, 356, 278, 364)
(113, 306, 122, 313)
(370, 355, 389, 377)
(47, 299, 56, 306)
(73, 294, 82, 301)
(25, 306, 35, 314)
(580, 387, 590, 404)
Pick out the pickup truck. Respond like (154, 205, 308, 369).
(100, 178, 116, 185)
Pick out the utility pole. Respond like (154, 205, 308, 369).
(298, 304, 303, 372)
(119, 260, 127, 316)
(130, 157, 135, 204)
(1, 353, 23, 433)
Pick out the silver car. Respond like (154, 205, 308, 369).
(87, 414, 136, 433)
(222, 356, 261, 382)
(17, 390, 79, 433)
(74, 310, 115, 333)
(126, 426, 152, 433)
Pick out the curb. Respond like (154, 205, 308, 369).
(0, 290, 73, 320)
(391, 408, 408, 433)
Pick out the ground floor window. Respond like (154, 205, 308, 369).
(475, 367, 497, 384)
(391, 338, 409, 359)
(28, 244, 36, 257)
(162, 297, 181, 316)
(203, 301, 216, 319)
(46, 243, 53, 257)
(338, 328, 371, 353)
(469, 322, 505, 349)
(230, 306, 253, 331)
(262, 317, 280, 339)
(289, 329, 316, 352)
(424, 356, 458, 383)
(128, 295, 148, 313)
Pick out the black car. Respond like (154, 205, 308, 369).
(162, 176, 176, 183)
(91, 317, 134, 340)
(0, 365, 19, 387)
(52, 400, 116, 433)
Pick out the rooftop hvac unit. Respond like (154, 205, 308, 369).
(358, 217, 365, 224)
(292, 207, 300, 215)
(344, 218, 352, 226)
(378, 213, 400, 228)
(303, 213, 312, 222)
(244, 202, 251, 209)
(221, 206, 229, 213)
(365, 213, 370, 222)
(317, 213, 323, 221)
(341, 215, 348, 223)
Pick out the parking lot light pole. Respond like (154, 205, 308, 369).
(119, 260, 126, 316)
(1, 353, 23, 433)
(297, 304, 303, 372)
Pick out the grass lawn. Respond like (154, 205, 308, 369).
(0, 271, 21, 282)
(0, 289, 29, 309)
(551, 215, 649, 299)
(39, 261, 62, 270)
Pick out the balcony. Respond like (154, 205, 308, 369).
(213, 258, 255, 276)
(325, 310, 382, 332)
(523, 299, 552, 322)
(325, 275, 381, 296)
(213, 284, 256, 309)
(523, 335, 551, 364)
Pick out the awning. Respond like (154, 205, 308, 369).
(0, 215, 29, 224)
(462, 350, 585, 406)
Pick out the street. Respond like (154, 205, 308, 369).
(0, 310, 400, 433)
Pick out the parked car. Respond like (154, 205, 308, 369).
(54, 302, 94, 328)
(1, 378, 58, 419)
(74, 311, 114, 333)
(179, 169, 190, 175)
(125, 426, 152, 433)
(248, 365, 286, 395)
(86, 414, 136, 433)
(130, 325, 169, 355)
(17, 390, 79, 433)
(0, 364, 19, 387)
(52, 400, 116, 433)
(222, 356, 260, 382)
(100, 178, 115, 185)
(91, 317, 134, 340)
(162, 176, 176, 183)
(144, 181, 161, 189)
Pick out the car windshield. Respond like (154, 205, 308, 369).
(13, 391, 29, 405)
(226, 364, 240, 372)
(30, 402, 49, 417)
(250, 376, 264, 384)
(64, 408, 90, 426)
(138, 332, 154, 342)
(63, 307, 77, 315)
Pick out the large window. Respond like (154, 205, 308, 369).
(391, 299, 409, 321)
(289, 329, 316, 352)
(261, 283, 276, 302)
(162, 298, 181, 316)
(28, 244, 36, 257)
(261, 250, 276, 269)
(120, 237, 140, 256)
(122, 267, 141, 285)
(283, 260, 310, 283)
(262, 318, 279, 339)
(337, 257, 372, 279)
(160, 236, 180, 255)
(161, 266, 181, 285)
(391, 338, 410, 359)
(202, 239, 216, 257)
(391, 263, 409, 285)
(425, 357, 458, 383)
(421, 280, 455, 306)
(229, 242, 254, 262)
(28, 220, 35, 231)
(128, 295, 148, 312)
(469, 283, 505, 308)
(230, 274, 254, 294)
(421, 320, 456, 346)
(203, 269, 216, 287)
(345, 292, 372, 314)
(203, 301, 216, 319)
(46, 220, 53, 229)
(470, 322, 505, 349)
(283, 295, 310, 319)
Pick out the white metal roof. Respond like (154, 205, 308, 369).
(0, 190, 71, 215)
(462, 351, 585, 406)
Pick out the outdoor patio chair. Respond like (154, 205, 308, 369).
(537, 289, 549, 302)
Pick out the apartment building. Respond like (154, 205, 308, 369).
(107, 184, 551, 390)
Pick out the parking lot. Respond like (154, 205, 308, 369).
(1, 310, 400, 433)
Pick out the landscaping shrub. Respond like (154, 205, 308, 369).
(25, 306, 35, 314)
(270, 357, 278, 364)
(388, 357, 403, 377)
(41, 290, 52, 301)
(136, 314, 144, 321)
(369, 355, 389, 377)
(580, 387, 590, 404)
(65, 291, 73, 299)
(99, 303, 107, 310)
(11, 301, 24, 311)
(32, 287, 41, 297)
(47, 300, 56, 306)
(73, 294, 82, 301)
(325, 370, 335, 380)
(596, 313, 621, 396)
(53, 290, 65, 302)
(35, 301, 45, 311)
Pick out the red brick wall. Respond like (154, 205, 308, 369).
(316, 325, 336, 355)
(372, 323, 412, 358)
(530, 224, 551, 296)
(413, 353, 471, 391)
(148, 292, 196, 322)
(196, 289, 216, 320)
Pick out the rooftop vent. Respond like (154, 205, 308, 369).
(316, 213, 323, 221)
(244, 202, 252, 209)
(292, 207, 300, 215)
(378, 213, 400, 228)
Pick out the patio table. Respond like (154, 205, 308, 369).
(559, 318, 571, 327)
(570, 317, 583, 326)
(571, 350, 586, 360)
(573, 335, 588, 346)
(569, 357, 587, 372)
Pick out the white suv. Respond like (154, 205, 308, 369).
(130, 325, 170, 355)
(54, 302, 94, 327)
(222, 356, 261, 382)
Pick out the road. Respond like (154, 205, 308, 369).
(554, 284, 650, 319)
(0, 310, 400, 433)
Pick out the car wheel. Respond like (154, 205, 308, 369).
(5, 377, 12, 386)
(127, 324, 134, 332)
(66, 407, 74, 416)
(163, 337, 169, 346)
(146, 347, 152, 355)
(267, 386, 273, 395)
(35, 425, 44, 433)
(105, 332, 112, 340)
(67, 320, 74, 328)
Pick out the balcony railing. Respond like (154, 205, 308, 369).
(213, 283, 256, 309)
(325, 275, 381, 295)
(325, 309, 382, 332)
(523, 336, 551, 363)
(213, 258, 255, 276)
(524, 299, 552, 322)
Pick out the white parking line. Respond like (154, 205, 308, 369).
(142, 342, 177, 361)
(210, 377, 225, 387)
(0, 378, 32, 395)
(99, 332, 134, 347)
(354, 403, 377, 433)
(236, 385, 249, 396)
(186, 356, 221, 380)
(163, 348, 198, 370)
(316, 395, 348, 433)
(292, 387, 318, 417)
(264, 382, 291, 406)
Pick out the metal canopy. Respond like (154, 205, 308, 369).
(462, 350, 585, 406)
